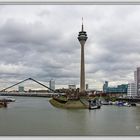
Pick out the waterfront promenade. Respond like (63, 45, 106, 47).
(1, 91, 140, 104)
(0, 92, 59, 98)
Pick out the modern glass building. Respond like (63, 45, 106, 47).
(103, 81, 128, 94)
(103, 81, 108, 93)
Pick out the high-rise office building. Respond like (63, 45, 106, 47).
(18, 86, 24, 92)
(49, 80, 55, 91)
(103, 81, 108, 93)
(134, 67, 140, 96)
(86, 84, 88, 90)
(127, 83, 137, 97)
(78, 18, 88, 92)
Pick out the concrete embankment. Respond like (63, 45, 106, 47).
(49, 98, 87, 109)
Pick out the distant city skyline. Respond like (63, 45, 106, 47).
(0, 5, 140, 90)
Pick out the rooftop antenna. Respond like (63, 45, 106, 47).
(82, 17, 84, 31)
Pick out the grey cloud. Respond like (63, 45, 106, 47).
(0, 19, 61, 45)
(0, 5, 140, 90)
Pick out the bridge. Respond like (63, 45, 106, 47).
(0, 78, 64, 97)
(0, 77, 55, 92)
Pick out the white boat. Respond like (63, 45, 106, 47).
(89, 105, 101, 110)
(112, 101, 116, 105)
(101, 101, 110, 105)
(136, 103, 140, 107)
(123, 102, 131, 107)
(0, 97, 15, 102)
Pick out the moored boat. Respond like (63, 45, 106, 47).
(130, 103, 136, 106)
(116, 101, 124, 106)
(101, 101, 110, 105)
(136, 103, 140, 107)
(0, 101, 7, 108)
(115, 101, 131, 107)
(89, 105, 101, 110)
(123, 102, 131, 107)
(0, 97, 15, 102)
(89, 99, 101, 110)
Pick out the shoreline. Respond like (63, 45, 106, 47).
(49, 98, 87, 109)
(0, 93, 52, 98)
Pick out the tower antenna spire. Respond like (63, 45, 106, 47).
(82, 17, 84, 31)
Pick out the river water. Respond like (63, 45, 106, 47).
(0, 96, 140, 136)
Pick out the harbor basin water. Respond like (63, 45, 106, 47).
(0, 96, 140, 136)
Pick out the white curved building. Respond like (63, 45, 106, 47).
(127, 83, 137, 97)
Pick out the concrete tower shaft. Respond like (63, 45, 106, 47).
(78, 19, 88, 92)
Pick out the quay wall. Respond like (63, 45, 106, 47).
(0, 92, 53, 98)
(116, 98, 140, 103)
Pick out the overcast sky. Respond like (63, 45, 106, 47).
(0, 5, 140, 90)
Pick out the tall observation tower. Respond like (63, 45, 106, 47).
(78, 18, 88, 93)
